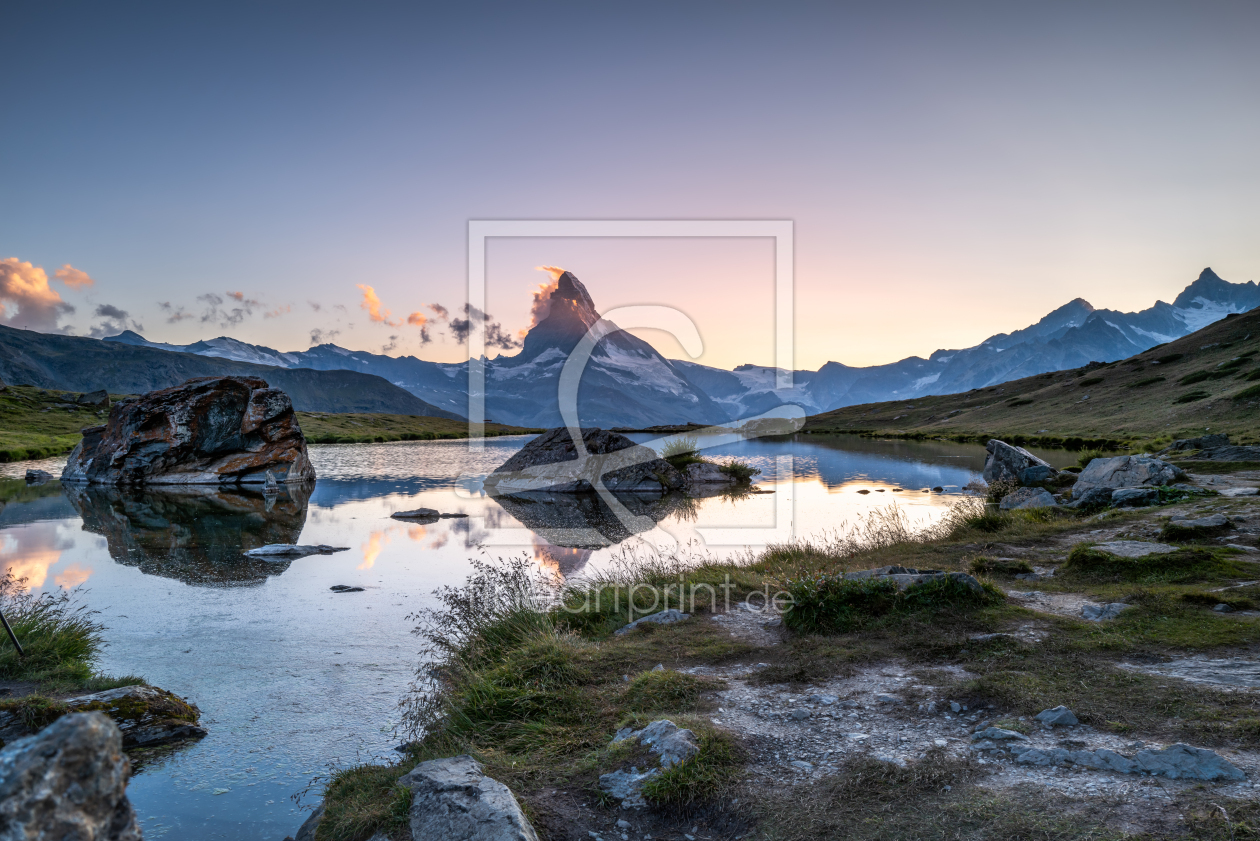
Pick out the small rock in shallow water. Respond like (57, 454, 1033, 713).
(390, 508, 440, 522)
(330, 585, 365, 593)
(244, 544, 349, 558)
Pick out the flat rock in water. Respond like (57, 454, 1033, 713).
(330, 585, 365, 593)
(400, 755, 539, 840)
(391, 508, 440, 522)
(614, 608, 690, 635)
(243, 544, 349, 558)
(1092, 541, 1177, 558)
(60, 376, 316, 486)
(23, 469, 53, 485)
(484, 427, 683, 494)
(62, 685, 207, 748)
(0, 712, 140, 839)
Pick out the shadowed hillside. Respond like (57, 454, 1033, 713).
(804, 308, 1260, 446)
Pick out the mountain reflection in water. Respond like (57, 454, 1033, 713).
(65, 483, 312, 586)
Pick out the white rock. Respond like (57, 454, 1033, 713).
(400, 755, 539, 841)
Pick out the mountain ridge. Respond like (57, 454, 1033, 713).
(76, 266, 1260, 426)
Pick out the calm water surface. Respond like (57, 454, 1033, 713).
(0, 434, 1075, 838)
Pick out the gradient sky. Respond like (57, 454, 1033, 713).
(3, 1, 1259, 370)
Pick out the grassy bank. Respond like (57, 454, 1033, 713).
(314, 482, 1260, 840)
(0, 385, 107, 462)
(296, 412, 540, 444)
(0, 382, 539, 460)
(803, 307, 1260, 446)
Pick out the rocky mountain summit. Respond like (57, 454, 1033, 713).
(61, 376, 316, 486)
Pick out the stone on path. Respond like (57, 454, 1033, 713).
(1220, 487, 1260, 498)
(615, 609, 690, 636)
(1034, 705, 1079, 726)
(1111, 488, 1159, 507)
(1091, 541, 1177, 558)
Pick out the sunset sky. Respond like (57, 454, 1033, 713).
(3, 2, 1259, 370)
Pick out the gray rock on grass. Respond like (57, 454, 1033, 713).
(1219, 487, 1260, 498)
(1169, 513, 1231, 530)
(0, 712, 141, 840)
(400, 755, 539, 841)
(1082, 603, 1131, 621)
(1015, 742, 1244, 781)
(1111, 488, 1159, 508)
(1068, 487, 1113, 512)
(614, 609, 690, 636)
(1073, 455, 1185, 497)
(1035, 705, 1079, 726)
(972, 727, 1029, 742)
(602, 720, 700, 807)
(1091, 541, 1176, 558)
(999, 487, 1059, 510)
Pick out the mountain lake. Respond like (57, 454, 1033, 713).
(0, 433, 1078, 839)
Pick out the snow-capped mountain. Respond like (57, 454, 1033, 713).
(106, 267, 1260, 426)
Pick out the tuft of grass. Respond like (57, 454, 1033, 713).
(1077, 376, 1104, 387)
(1076, 448, 1107, 468)
(1059, 544, 1248, 585)
(1236, 383, 1260, 401)
(661, 435, 708, 468)
(622, 670, 719, 714)
(316, 763, 412, 841)
(1174, 389, 1213, 404)
(969, 557, 1033, 576)
(716, 459, 760, 482)
(780, 574, 1004, 634)
(0, 573, 105, 683)
(1181, 591, 1255, 611)
(1127, 376, 1166, 388)
(639, 723, 741, 807)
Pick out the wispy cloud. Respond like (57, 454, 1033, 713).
(159, 301, 192, 323)
(88, 303, 143, 338)
(449, 304, 520, 350)
(356, 284, 402, 327)
(0, 258, 74, 331)
(309, 327, 341, 346)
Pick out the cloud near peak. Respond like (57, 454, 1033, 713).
(0, 258, 75, 332)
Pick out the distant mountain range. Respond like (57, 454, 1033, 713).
(6, 267, 1257, 427)
(0, 324, 460, 417)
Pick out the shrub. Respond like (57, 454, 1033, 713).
(661, 435, 706, 468)
(1060, 544, 1244, 584)
(781, 574, 1003, 634)
(1235, 383, 1260, 401)
(1077, 449, 1106, 468)
(1078, 376, 1104, 387)
(717, 459, 760, 482)
(984, 478, 1018, 504)
(1243, 369, 1260, 382)
(969, 557, 1034, 576)
(1005, 398, 1034, 407)
(318, 764, 413, 841)
(1127, 376, 1165, 388)
(1160, 518, 1233, 542)
(1179, 370, 1213, 385)
(1155, 353, 1184, 364)
(1181, 591, 1255, 611)
(623, 670, 715, 713)
(1173, 390, 1212, 404)
(0, 573, 105, 683)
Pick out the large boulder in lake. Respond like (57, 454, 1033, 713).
(61, 376, 316, 486)
(0, 712, 141, 840)
(1073, 455, 1185, 498)
(983, 440, 1056, 486)
(485, 427, 683, 494)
